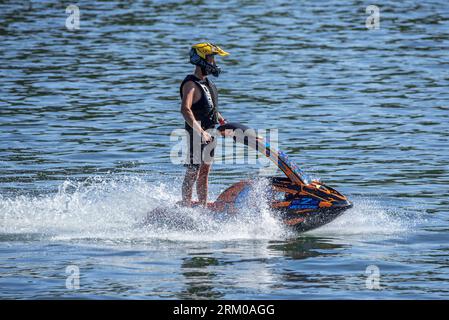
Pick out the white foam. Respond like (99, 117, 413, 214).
(309, 195, 423, 239)
(0, 176, 288, 242)
(0, 176, 420, 243)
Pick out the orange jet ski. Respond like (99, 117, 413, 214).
(145, 123, 352, 233)
(205, 122, 353, 232)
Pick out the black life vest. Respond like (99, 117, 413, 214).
(180, 74, 219, 130)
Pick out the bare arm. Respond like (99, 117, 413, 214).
(181, 81, 204, 135)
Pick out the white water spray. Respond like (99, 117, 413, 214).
(0, 176, 418, 243)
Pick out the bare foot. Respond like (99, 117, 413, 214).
(176, 200, 192, 207)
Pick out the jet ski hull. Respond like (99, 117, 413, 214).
(209, 178, 352, 232)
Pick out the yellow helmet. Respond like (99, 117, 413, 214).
(189, 43, 229, 77)
(191, 43, 230, 59)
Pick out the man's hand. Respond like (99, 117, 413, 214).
(201, 130, 213, 143)
(217, 112, 227, 126)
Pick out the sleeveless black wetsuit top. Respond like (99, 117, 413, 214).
(180, 74, 219, 131)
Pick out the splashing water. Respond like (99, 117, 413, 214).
(0, 176, 421, 243)
(310, 195, 425, 239)
(0, 176, 288, 242)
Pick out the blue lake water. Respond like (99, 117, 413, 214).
(0, 0, 448, 299)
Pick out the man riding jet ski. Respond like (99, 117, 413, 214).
(145, 121, 352, 233)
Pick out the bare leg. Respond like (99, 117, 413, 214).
(181, 166, 199, 206)
(196, 163, 211, 207)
